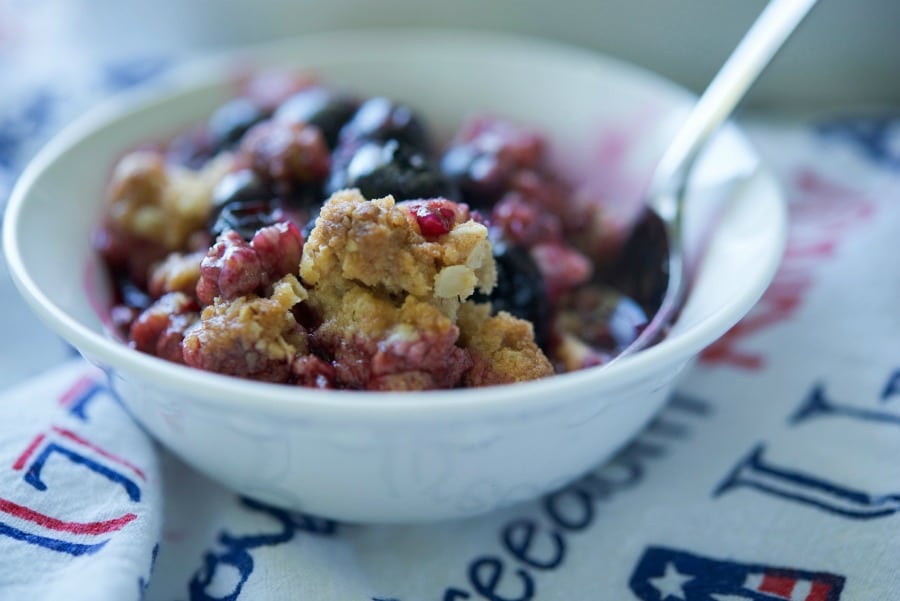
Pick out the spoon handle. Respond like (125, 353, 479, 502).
(650, 0, 818, 205)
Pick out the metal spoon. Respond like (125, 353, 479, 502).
(611, 0, 818, 361)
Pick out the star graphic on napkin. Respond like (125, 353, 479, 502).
(648, 561, 694, 600)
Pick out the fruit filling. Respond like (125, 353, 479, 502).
(94, 71, 662, 390)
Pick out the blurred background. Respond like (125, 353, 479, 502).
(0, 0, 898, 386)
(3, 0, 899, 109)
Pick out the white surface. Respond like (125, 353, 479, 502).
(3, 31, 786, 522)
(0, 247, 71, 387)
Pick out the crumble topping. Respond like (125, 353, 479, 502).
(300, 189, 495, 313)
(148, 250, 205, 298)
(105, 150, 233, 251)
(97, 74, 660, 390)
(457, 301, 554, 386)
(182, 275, 309, 382)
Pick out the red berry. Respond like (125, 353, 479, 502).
(410, 204, 455, 238)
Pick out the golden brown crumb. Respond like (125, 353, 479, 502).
(105, 151, 233, 251)
(457, 301, 554, 386)
(300, 189, 495, 319)
(317, 285, 456, 345)
(554, 332, 604, 372)
(148, 250, 206, 298)
(312, 285, 471, 390)
(298, 190, 553, 389)
(182, 275, 309, 382)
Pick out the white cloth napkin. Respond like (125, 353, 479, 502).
(0, 361, 161, 600)
(1, 116, 899, 600)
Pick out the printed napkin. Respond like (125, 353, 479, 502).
(1, 115, 899, 600)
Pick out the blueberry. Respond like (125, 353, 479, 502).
(211, 169, 270, 210)
(274, 87, 359, 149)
(208, 98, 267, 149)
(327, 139, 457, 201)
(441, 118, 544, 209)
(556, 285, 650, 353)
(473, 241, 550, 347)
(166, 126, 216, 169)
(210, 200, 285, 241)
(606, 210, 669, 317)
(300, 206, 320, 240)
(440, 143, 508, 209)
(209, 169, 283, 240)
(282, 184, 324, 212)
(115, 274, 152, 310)
(337, 97, 429, 150)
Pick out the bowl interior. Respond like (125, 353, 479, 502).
(3, 30, 785, 408)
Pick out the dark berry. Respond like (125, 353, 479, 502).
(208, 98, 268, 150)
(473, 241, 550, 347)
(210, 199, 285, 241)
(166, 126, 216, 169)
(607, 210, 670, 317)
(210, 170, 318, 238)
(441, 144, 509, 208)
(327, 139, 457, 201)
(441, 117, 544, 209)
(208, 169, 280, 240)
(300, 206, 320, 240)
(211, 169, 270, 210)
(274, 87, 359, 148)
(277, 179, 325, 216)
(337, 97, 429, 150)
(556, 285, 649, 353)
(115, 274, 152, 311)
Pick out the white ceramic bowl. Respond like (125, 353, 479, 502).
(3, 30, 786, 523)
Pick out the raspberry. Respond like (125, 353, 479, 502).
(530, 242, 592, 301)
(129, 292, 199, 363)
(490, 192, 562, 246)
(196, 223, 303, 305)
(290, 355, 337, 389)
(240, 120, 331, 196)
(472, 241, 550, 347)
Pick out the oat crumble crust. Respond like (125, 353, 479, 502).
(105, 151, 232, 251)
(300, 189, 495, 319)
(457, 302, 554, 386)
(122, 181, 555, 388)
(299, 189, 553, 387)
(148, 250, 206, 297)
(182, 274, 309, 381)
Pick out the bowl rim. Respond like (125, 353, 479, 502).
(2, 28, 788, 419)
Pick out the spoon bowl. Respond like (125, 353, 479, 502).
(612, 0, 817, 361)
